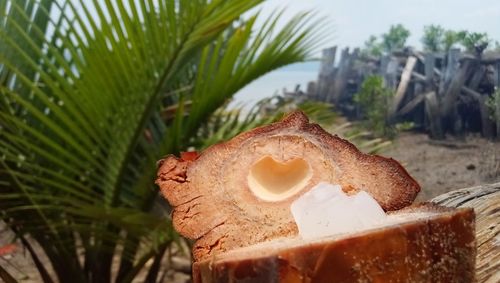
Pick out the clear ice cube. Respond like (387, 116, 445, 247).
(291, 182, 387, 240)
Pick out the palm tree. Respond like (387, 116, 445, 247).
(0, 0, 326, 282)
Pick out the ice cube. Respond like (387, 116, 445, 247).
(291, 182, 387, 240)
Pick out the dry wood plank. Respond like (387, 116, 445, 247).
(462, 86, 482, 100)
(424, 91, 444, 138)
(439, 48, 460, 98)
(390, 56, 417, 117)
(424, 53, 435, 85)
(397, 91, 428, 116)
(460, 51, 500, 64)
(478, 95, 495, 138)
(495, 97, 500, 140)
(442, 59, 476, 118)
(327, 47, 348, 103)
(460, 87, 495, 138)
(396, 67, 426, 82)
(496, 96, 500, 139)
(319, 47, 337, 76)
(495, 61, 500, 87)
(384, 57, 399, 90)
(317, 46, 337, 101)
(402, 55, 489, 101)
(495, 61, 500, 138)
(415, 52, 443, 78)
(431, 183, 500, 283)
(329, 48, 358, 104)
(468, 65, 486, 90)
(380, 55, 390, 76)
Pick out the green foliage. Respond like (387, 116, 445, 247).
(353, 75, 406, 138)
(459, 32, 491, 52)
(362, 35, 383, 57)
(421, 25, 445, 52)
(361, 24, 410, 56)
(442, 30, 464, 51)
(0, 0, 325, 282)
(354, 76, 392, 137)
(367, 24, 497, 54)
(486, 88, 500, 122)
(381, 24, 410, 52)
(421, 28, 492, 53)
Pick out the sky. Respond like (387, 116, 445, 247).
(257, 0, 500, 52)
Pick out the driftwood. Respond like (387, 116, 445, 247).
(431, 182, 500, 283)
(390, 56, 417, 118)
(316, 47, 337, 101)
(439, 48, 460, 98)
(313, 46, 500, 139)
(442, 59, 477, 119)
(495, 61, 500, 137)
(425, 91, 444, 138)
(384, 56, 399, 90)
(329, 48, 359, 103)
(397, 91, 426, 117)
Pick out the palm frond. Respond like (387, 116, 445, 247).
(0, 0, 327, 281)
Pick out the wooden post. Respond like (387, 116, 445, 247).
(379, 55, 390, 77)
(422, 53, 437, 131)
(384, 57, 399, 90)
(397, 92, 426, 117)
(424, 91, 443, 138)
(306, 81, 317, 99)
(390, 56, 417, 118)
(467, 65, 485, 90)
(495, 61, 500, 87)
(424, 53, 435, 89)
(317, 47, 337, 101)
(326, 47, 348, 103)
(329, 48, 358, 104)
(478, 95, 494, 138)
(439, 48, 460, 98)
(495, 61, 500, 138)
(441, 59, 477, 136)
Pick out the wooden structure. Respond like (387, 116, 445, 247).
(312, 47, 500, 139)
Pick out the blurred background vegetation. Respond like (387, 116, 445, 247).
(362, 23, 499, 57)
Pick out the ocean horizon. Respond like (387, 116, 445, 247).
(232, 61, 320, 109)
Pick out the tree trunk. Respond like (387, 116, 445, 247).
(431, 182, 500, 283)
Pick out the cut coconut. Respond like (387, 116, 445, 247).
(156, 111, 421, 262)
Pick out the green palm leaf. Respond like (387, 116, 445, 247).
(0, 1, 326, 282)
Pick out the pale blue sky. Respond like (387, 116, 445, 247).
(258, 0, 500, 51)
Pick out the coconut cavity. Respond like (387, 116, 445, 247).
(247, 156, 312, 201)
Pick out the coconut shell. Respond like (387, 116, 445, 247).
(193, 204, 475, 283)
